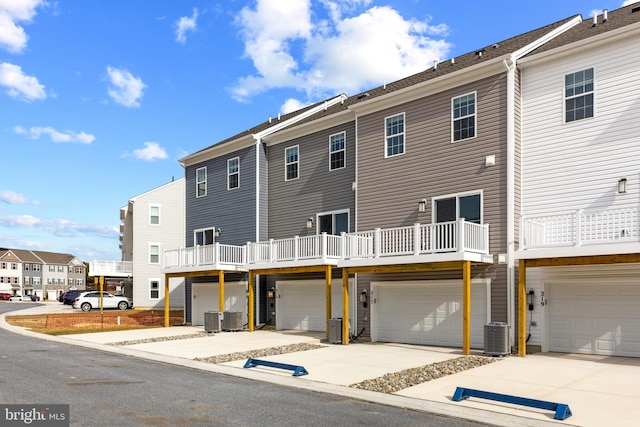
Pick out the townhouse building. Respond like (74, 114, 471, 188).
(516, 4, 640, 356)
(162, 13, 583, 355)
(0, 248, 86, 299)
(91, 178, 186, 308)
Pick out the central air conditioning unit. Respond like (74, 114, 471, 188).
(204, 311, 222, 333)
(222, 311, 243, 331)
(484, 322, 510, 356)
(329, 318, 342, 344)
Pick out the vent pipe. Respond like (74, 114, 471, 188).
(451, 58, 455, 65)
(433, 59, 438, 70)
(278, 113, 281, 121)
(603, 9, 608, 22)
(268, 116, 272, 124)
(592, 11, 597, 27)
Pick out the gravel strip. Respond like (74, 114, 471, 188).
(195, 342, 325, 364)
(350, 355, 502, 393)
(108, 332, 208, 346)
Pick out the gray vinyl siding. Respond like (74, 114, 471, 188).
(356, 73, 510, 327)
(185, 145, 257, 246)
(267, 122, 356, 239)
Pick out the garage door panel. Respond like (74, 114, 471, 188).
(548, 283, 640, 357)
(375, 282, 487, 348)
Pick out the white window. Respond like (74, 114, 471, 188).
(149, 244, 160, 264)
(24, 264, 30, 271)
(77, 279, 84, 287)
(194, 228, 215, 246)
(317, 210, 349, 235)
(433, 191, 482, 224)
(196, 167, 207, 197)
(149, 280, 160, 300)
(1, 262, 5, 269)
(385, 113, 405, 157)
(285, 145, 299, 181)
(228, 157, 240, 190)
(329, 132, 346, 170)
(49, 265, 55, 272)
(565, 68, 594, 122)
(33, 277, 41, 285)
(11, 263, 17, 270)
(150, 205, 160, 225)
(57, 265, 64, 272)
(33, 264, 40, 271)
(452, 92, 476, 142)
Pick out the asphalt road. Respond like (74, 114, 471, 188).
(0, 302, 494, 427)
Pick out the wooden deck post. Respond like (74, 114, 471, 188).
(326, 265, 332, 340)
(248, 271, 255, 332)
(218, 270, 225, 312)
(342, 268, 349, 345)
(518, 259, 527, 356)
(462, 261, 471, 355)
(164, 274, 170, 327)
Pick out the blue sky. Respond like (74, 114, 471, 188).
(0, 0, 636, 263)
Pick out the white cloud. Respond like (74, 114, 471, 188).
(232, 1, 450, 102)
(622, 1, 639, 6)
(0, 0, 45, 53)
(132, 142, 168, 161)
(0, 190, 39, 205)
(0, 62, 46, 101)
(106, 66, 146, 108)
(280, 98, 309, 114)
(175, 7, 198, 44)
(0, 214, 119, 239)
(14, 125, 95, 144)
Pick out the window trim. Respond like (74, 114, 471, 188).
(329, 131, 346, 171)
(149, 279, 160, 300)
(149, 204, 161, 226)
(315, 209, 350, 235)
(451, 91, 477, 143)
(149, 243, 160, 264)
(384, 112, 405, 158)
(194, 227, 216, 246)
(563, 67, 595, 124)
(196, 166, 207, 198)
(431, 190, 483, 224)
(285, 145, 299, 181)
(227, 157, 240, 190)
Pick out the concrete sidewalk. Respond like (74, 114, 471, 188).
(2, 303, 638, 427)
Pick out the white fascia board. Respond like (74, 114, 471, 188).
(252, 93, 348, 141)
(519, 21, 640, 68)
(348, 58, 507, 116)
(261, 110, 354, 146)
(179, 134, 255, 167)
(510, 15, 582, 61)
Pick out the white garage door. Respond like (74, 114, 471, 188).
(548, 283, 640, 356)
(192, 283, 247, 327)
(373, 281, 488, 348)
(276, 280, 354, 331)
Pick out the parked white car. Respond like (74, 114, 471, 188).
(72, 291, 133, 312)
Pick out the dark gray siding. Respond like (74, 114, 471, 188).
(185, 145, 257, 246)
(514, 68, 522, 247)
(355, 73, 510, 330)
(267, 122, 356, 239)
(258, 143, 268, 241)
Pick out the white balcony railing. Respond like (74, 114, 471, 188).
(164, 243, 246, 270)
(164, 219, 489, 270)
(521, 206, 639, 249)
(89, 260, 132, 276)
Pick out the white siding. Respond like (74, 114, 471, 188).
(131, 179, 186, 308)
(521, 35, 640, 216)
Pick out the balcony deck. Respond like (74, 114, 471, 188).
(89, 260, 133, 277)
(163, 219, 492, 273)
(517, 206, 640, 259)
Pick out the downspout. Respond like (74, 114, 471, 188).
(503, 56, 516, 347)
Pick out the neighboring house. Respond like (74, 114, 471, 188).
(516, 5, 640, 356)
(97, 178, 186, 309)
(0, 248, 86, 299)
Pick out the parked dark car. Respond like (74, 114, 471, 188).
(30, 295, 40, 301)
(60, 290, 83, 305)
(0, 293, 12, 300)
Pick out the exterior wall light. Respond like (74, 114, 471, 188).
(618, 178, 627, 194)
(418, 199, 427, 213)
(215, 228, 221, 237)
(306, 217, 315, 229)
